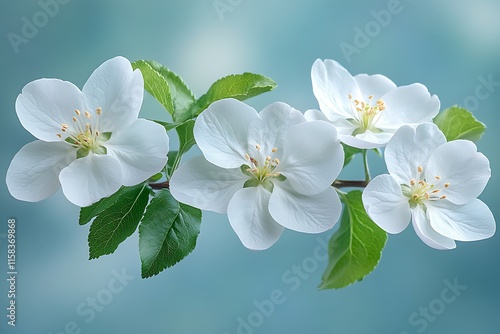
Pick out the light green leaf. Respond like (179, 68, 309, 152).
(132, 60, 175, 115)
(433, 106, 486, 142)
(342, 143, 363, 167)
(132, 60, 196, 122)
(191, 73, 277, 118)
(88, 183, 151, 259)
(139, 189, 202, 278)
(320, 190, 387, 289)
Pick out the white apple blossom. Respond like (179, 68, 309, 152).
(6, 56, 169, 207)
(170, 98, 344, 250)
(362, 123, 495, 249)
(306, 59, 440, 149)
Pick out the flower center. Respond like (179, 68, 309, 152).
(402, 165, 450, 209)
(241, 144, 285, 192)
(348, 94, 386, 136)
(56, 107, 111, 158)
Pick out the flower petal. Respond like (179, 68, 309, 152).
(170, 156, 247, 214)
(411, 206, 456, 250)
(16, 79, 86, 142)
(385, 123, 446, 184)
(6, 141, 75, 202)
(59, 154, 123, 207)
(227, 187, 285, 250)
(304, 109, 329, 122)
(82, 56, 144, 131)
(427, 199, 495, 241)
(362, 174, 412, 234)
(246, 102, 305, 162)
(105, 119, 169, 186)
(279, 120, 344, 195)
(339, 130, 394, 149)
(194, 98, 258, 168)
(311, 59, 361, 120)
(377, 83, 440, 127)
(354, 74, 397, 101)
(425, 140, 490, 205)
(268, 182, 341, 233)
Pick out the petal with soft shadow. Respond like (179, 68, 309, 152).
(83, 56, 144, 131)
(194, 98, 258, 168)
(59, 154, 123, 207)
(6, 140, 75, 202)
(411, 206, 456, 250)
(105, 119, 169, 186)
(425, 140, 490, 205)
(385, 123, 446, 184)
(362, 174, 411, 234)
(279, 120, 343, 195)
(269, 183, 341, 233)
(170, 156, 247, 214)
(311, 59, 361, 120)
(16, 79, 86, 142)
(427, 199, 495, 241)
(227, 187, 285, 250)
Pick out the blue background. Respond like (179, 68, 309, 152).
(1, 0, 500, 333)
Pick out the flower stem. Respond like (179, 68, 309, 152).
(362, 149, 371, 183)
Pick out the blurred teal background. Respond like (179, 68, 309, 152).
(1, 0, 500, 333)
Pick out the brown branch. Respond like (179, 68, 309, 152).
(332, 179, 368, 189)
(149, 181, 170, 189)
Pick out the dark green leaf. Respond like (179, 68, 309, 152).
(88, 183, 151, 259)
(320, 190, 387, 289)
(79, 186, 132, 225)
(433, 106, 486, 142)
(139, 189, 202, 278)
(190, 73, 277, 118)
(171, 120, 196, 173)
(132, 60, 175, 115)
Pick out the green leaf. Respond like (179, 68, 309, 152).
(166, 150, 178, 179)
(154, 120, 180, 132)
(342, 143, 363, 167)
(88, 183, 151, 259)
(433, 106, 486, 142)
(132, 60, 175, 115)
(139, 189, 202, 278)
(79, 186, 131, 225)
(171, 119, 196, 173)
(132, 60, 196, 122)
(191, 73, 277, 118)
(320, 190, 387, 289)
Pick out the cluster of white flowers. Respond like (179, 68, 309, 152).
(7, 56, 495, 250)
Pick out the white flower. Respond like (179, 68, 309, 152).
(6, 56, 169, 207)
(306, 59, 440, 149)
(362, 123, 495, 249)
(170, 98, 344, 250)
